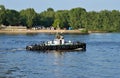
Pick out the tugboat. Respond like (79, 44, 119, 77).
(26, 33, 86, 51)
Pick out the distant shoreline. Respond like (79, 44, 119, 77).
(0, 29, 87, 34)
(0, 26, 110, 34)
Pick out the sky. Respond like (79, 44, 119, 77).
(0, 0, 120, 13)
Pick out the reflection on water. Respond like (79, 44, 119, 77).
(0, 53, 6, 77)
(0, 33, 120, 78)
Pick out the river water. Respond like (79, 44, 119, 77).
(0, 33, 120, 78)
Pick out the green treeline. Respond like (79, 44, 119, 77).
(0, 5, 120, 32)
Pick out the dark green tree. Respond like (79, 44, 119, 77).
(0, 5, 5, 10)
(20, 8, 37, 28)
(69, 7, 86, 29)
(110, 10, 120, 31)
(86, 11, 100, 30)
(0, 5, 6, 25)
(5, 9, 20, 26)
(40, 8, 55, 27)
(53, 10, 69, 29)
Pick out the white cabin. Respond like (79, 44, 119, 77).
(54, 38, 64, 45)
(46, 34, 65, 45)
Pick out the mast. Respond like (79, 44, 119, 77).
(55, 22, 60, 39)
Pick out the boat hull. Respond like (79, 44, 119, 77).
(26, 43, 86, 51)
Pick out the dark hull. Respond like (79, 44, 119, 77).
(26, 43, 86, 51)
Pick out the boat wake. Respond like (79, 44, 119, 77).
(0, 48, 26, 52)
